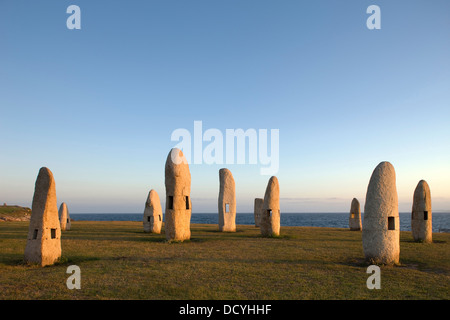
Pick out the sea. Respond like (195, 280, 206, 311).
(70, 212, 450, 233)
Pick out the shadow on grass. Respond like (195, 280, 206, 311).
(103, 254, 345, 266)
(64, 232, 280, 243)
(62, 231, 167, 243)
(0, 253, 27, 267)
(397, 258, 448, 274)
(199, 228, 248, 234)
(0, 254, 100, 267)
(260, 234, 294, 240)
(339, 257, 372, 268)
(0, 232, 28, 240)
(338, 257, 415, 270)
(59, 255, 101, 265)
(338, 255, 450, 272)
(401, 238, 447, 244)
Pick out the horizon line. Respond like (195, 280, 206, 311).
(69, 211, 450, 215)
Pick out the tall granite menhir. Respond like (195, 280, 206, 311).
(165, 148, 192, 241)
(254, 198, 263, 227)
(260, 176, 280, 237)
(24, 167, 62, 266)
(411, 180, 432, 243)
(143, 189, 163, 234)
(349, 198, 362, 231)
(59, 202, 71, 231)
(218, 168, 236, 232)
(362, 161, 400, 265)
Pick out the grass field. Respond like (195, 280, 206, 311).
(0, 221, 448, 300)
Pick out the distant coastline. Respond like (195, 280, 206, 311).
(0, 205, 31, 222)
(70, 212, 450, 232)
(3, 204, 448, 232)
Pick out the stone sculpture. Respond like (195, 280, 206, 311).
(143, 189, 163, 234)
(411, 180, 432, 243)
(260, 176, 280, 237)
(362, 161, 400, 265)
(349, 198, 362, 231)
(59, 202, 71, 231)
(218, 168, 236, 232)
(254, 198, 263, 227)
(24, 167, 62, 266)
(164, 148, 192, 241)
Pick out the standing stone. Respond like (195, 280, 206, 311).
(143, 189, 163, 234)
(254, 198, 263, 227)
(165, 148, 191, 241)
(218, 168, 236, 232)
(260, 176, 280, 237)
(59, 202, 71, 231)
(24, 167, 62, 266)
(411, 180, 432, 243)
(362, 161, 400, 265)
(349, 198, 362, 231)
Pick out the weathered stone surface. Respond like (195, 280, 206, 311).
(362, 161, 400, 265)
(143, 189, 163, 234)
(24, 167, 62, 266)
(218, 168, 236, 232)
(254, 198, 263, 227)
(260, 176, 280, 237)
(349, 198, 361, 231)
(164, 148, 191, 241)
(411, 180, 432, 243)
(59, 202, 71, 231)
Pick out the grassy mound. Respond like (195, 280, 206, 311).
(0, 205, 31, 221)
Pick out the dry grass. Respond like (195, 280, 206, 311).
(0, 221, 449, 300)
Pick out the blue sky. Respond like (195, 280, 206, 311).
(1, 0, 449, 213)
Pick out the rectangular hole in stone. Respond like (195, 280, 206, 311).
(33, 229, 38, 240)
(424, 211, 428, 220)
(388, 217, 395, 230)
(168, 196, 173, 210)
(147, 216, 151, 222)
(267, 209, 272, 217)
(351, 213, 355, 219)
(159, 215, 161, 221)
(185, 196, 190, 210)
(225, 203, 229, 213)
(51, 228, 56, 239)
(67, 219, 70, 223)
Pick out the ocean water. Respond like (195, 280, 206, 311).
(70, 212, 450, 232)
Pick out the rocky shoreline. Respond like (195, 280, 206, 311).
(0, 205, 32, 222)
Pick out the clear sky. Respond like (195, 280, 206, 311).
(1, 0, 449, 213)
